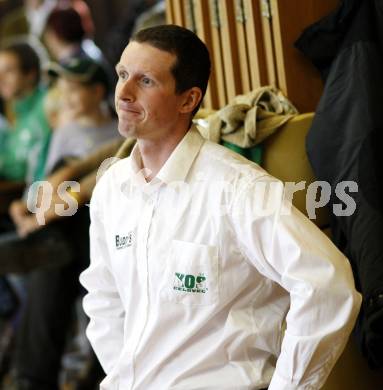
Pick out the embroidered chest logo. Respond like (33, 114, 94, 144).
(173, 272, 208, 294)
(115, 232, 134, 250)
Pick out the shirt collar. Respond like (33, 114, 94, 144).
(129, 125, 205, 187)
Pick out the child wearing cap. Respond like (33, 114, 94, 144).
(43, 56, 118, 175)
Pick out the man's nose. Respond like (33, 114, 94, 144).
(118, 78, 135, 101)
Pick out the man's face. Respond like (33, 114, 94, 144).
(115, 41, 186, 140)
(0, 52, 33, 100)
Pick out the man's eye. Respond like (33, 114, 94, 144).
(141, 77, 153, 86)
(118, 70, 128, 80)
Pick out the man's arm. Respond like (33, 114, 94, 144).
(80, 193, 125, 374)
(232, 176, 361, 389)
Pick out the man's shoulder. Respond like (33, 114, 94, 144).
(92, 156, 131, 200)
(198, 140, 269, 183)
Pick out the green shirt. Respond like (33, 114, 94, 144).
(0, 87, 51, 183)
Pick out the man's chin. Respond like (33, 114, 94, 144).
(118, 124, 137, 138)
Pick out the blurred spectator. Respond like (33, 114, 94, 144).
(11, 137, 130, 238)
(42, 5, 100, 64)
(0, 39, 51, 387)
(24, 0, 57, 37)
(0, 56, 121, 390)
(0, 136, 132, 389)
(67, 0, 94, 38)
(42, 4, 114, 104)
(44, 57, 118, 177)
(0, 41, 51, 211)
(0, 113, 9, 150)
(1, 1, 96, 62)
(0, 0, 92, 38)
(0, 1, 57, 44)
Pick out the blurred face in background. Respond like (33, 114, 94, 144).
(24, 0, 46, 10)
(42, 27, 62, 60)
(57, 77, 104, 120)
(0, 51, 36, 100)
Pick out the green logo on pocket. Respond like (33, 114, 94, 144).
(173, 272, 208, 293)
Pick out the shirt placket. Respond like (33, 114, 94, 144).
(126, 187, 159, 390)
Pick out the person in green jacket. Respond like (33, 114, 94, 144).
(0, 41, 51, 209)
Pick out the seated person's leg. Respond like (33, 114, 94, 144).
(0, 181, 25, 218)
(0, 222, 75, 274)
(15, 261, 80, 389)
(13, 207, 90, 389)
(0, 215, 14, 234)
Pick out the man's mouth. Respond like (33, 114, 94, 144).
(118, 101, 141, 115)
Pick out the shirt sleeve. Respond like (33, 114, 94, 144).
(231, 175, 362, 389)
(80, 188, 125, 374)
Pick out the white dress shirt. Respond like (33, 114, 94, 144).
(80, 126, 361, 390)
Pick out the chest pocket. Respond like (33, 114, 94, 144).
(161, 240, 219, 306)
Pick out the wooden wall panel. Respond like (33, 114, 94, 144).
(234, 0, 251, 93)
(172, 0, 185, 26)
(243, 0, 270, 89)
(194, 0, 219, 109)
(165, 0, 175, 24)
(163, 0, 340, 112)
(183, 0, 196, 32)
(218, 0, 242, 101)
(270, 0, 339, 112)
(208, 0, 227, 107)
(259, 0, 278, 88)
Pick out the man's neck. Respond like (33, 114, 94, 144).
(137, 128, 189, 182)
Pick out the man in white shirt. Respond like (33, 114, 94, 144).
(80, 25, 362, 390)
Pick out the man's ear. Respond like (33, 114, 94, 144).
(179, 87, 203, 114)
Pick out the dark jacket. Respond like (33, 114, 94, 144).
(296, 0, 383, 369)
